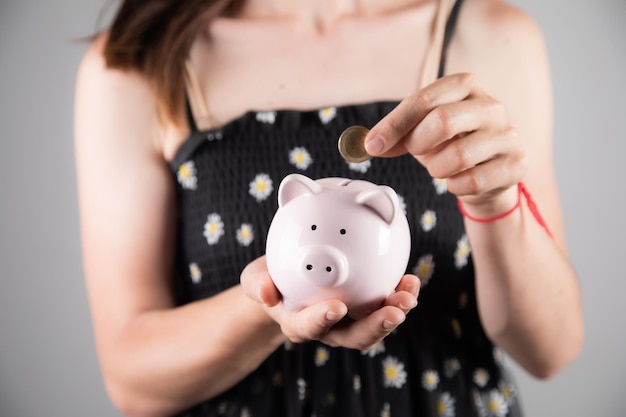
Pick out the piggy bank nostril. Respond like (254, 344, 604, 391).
(326, 266, 332, 272)
(306, 264, 313, 270)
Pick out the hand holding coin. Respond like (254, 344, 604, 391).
(338, 125, 371, 163)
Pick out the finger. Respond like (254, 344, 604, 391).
(278, 300, 348, 344)
(385, 274, 420, 315)
(406, 95, 508, 156)
(257, 279, 282, 307)
(419, 126, 520, 180)
(448, 152, 528, 200)
(365, 73, 482, 156)
(384, 291, 418, 315)
(324, 306, 406, 350)
(394, 274, 421, 298)
(240, 256, 282, 306)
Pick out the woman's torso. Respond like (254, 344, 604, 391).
(168, 1, 523, 416)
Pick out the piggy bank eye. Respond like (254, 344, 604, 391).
(340, 229, 346, 235)
(311, 225, 317, 231)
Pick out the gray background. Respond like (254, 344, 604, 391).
(1, 0, 624, 416)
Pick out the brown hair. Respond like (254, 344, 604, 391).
(103, 0, 244, 125)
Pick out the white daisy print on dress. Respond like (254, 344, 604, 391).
(433, 177, 448, 195)
(189, 262, 202, 284)
(353, 375, 362, 393)
(420, 209, 437, 232)
(493, 347, 506, 366)
(289, 147, 313, 170)
(444, 358, 461, 378)
(473, 389, 485, 416)
(177, 161, 198, 190)
(482, 389, 509, 417)
(347, 159, 371, 173)
(217, 402, 228, 415)
(236, 223, 254, 247)
(397, 194, 407, 216)
(498, 380, 516, 406)
(421, 369, 440, 392)
(361, 340, 385, 357)
(318, 107, 337, 124)
(413, 254, 435, 286)
(314, 346, 330, 367)
(437, 392, 456, 417)
(256, 111, 277, 124)
(203, 213, 224, 245)
(382, 356, 407, 389)
(381, 402, 391, 417)
(454, 234, 471, 269)
(297, 378, 307, 401)
(473, 368, 490, 388)
(249, 173, 273, 202)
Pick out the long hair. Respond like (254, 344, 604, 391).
(103, 0, 244, 125)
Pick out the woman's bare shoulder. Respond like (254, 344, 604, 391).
(448, 0, 551, 98)
(75, 33, 184, 158)
(454, 0, 547, 61)
(77, 34, 157, 117)
(77, 33, 154, 102)
(462, 0, 541, 30)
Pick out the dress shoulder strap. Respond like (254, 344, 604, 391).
(170, 62, 216, 171)
(184, 59, 213, 132)
(438, 0, 464, 78)
(419, 0, 464, 88)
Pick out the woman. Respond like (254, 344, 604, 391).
(74, 0, 584, 416)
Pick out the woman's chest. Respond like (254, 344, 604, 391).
(188, 8, 437, 128)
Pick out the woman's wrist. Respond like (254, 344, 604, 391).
(240, 289, 287, 347)
(457, 184, 521, 221)
(457, 183, 553, 238)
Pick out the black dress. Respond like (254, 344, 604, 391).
(170, 2, 522, 416)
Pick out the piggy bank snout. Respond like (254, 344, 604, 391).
(299, 245, 349, 287)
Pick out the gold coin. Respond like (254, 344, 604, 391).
(338, 125, 371, 163)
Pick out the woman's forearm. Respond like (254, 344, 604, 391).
(99, 285, 285, 417)
(466, 201, 584, 378)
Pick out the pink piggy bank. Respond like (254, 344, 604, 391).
(265, 173, 411, 320)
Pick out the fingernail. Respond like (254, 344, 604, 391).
(382, 320, 395, 331)
(400, 298, 418, 310)
(365, 135, 384, 155)
(326, 310, 344, 322)
(383, 319, 401, 331)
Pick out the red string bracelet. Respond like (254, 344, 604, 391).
(457, 182, 553, 238)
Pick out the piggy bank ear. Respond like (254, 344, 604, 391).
(355, 186, 398, 224)
(278, 174, 322, 207)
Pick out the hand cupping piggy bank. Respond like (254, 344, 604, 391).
(265, 173, 411, 320)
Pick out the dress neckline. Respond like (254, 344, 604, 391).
(170, 100, 400, 171)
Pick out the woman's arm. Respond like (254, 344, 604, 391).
(459, 1, 584, 378)
(364, 0, 584, 379)
(74, 36, 285, 417)
(75, 35, 420, 417)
